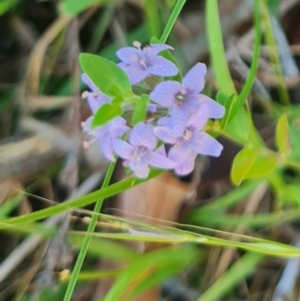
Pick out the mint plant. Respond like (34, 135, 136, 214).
(81, 42, 225, 179)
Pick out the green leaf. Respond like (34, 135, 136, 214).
(131, 248, 198, 298)
(206, 0, 263, 147)
(261, 1, 290, 104)
(159, 0, 186, 43)
(0, 169, 165, 227)
(145, 0, 161, 38)
(229, 0, 261, 122)
(246, 152, 278, 179)
(268, 0, 281, 17)
(231, 147, 278, 185)
(197, 252, 263, 301)
(61, 0, 111, 16)
(231, 146, 257, 185)
(70, 235, 138, 261)
(0, 0, 19, 15)
(131, 94, 150, 125)
(216, 92, 236, 129)
(275, 114, 291, 155)
(103, 246, 198, 301)
(206, 0, 235, 95)
(91, 103, 123, 128)
(79, 53, 132, 96)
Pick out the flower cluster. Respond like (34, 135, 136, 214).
(82, 42, 225, 179)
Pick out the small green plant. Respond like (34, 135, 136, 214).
(2, 0, 300, 300)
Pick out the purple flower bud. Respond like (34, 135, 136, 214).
(113, 122, 176, 178)
(116, 42, 179, 85)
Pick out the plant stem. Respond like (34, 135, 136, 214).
(63, 161, 116, 301)
(160, 0, 186, 43)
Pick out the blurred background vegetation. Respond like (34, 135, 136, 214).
(2, 0, 300, 301)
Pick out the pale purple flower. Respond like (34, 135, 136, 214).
(174, 150, 198, 176)
(81, 73, 111, 112)
(150, 63, 225, 118)
(112, 123, 176, 178)
(116, 42, 178, 85)
(154, 105, 223, 175)
(82, 73, 100, 93)
(81, 78, 129, 161)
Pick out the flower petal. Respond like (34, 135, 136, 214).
(118, 62, 128, 69)
(87, 94, 100, 113)
(82, 117, 93, 132)
(168, 142, 191, 163)
(155, 145, 167, 156)
(100, 135, 115, 161)
(129, 161, 150, 179)
(174, 152, 197, 176)
(190, 132, 223, 157)
(116, 47, 142, 65)
(150, 81, 182, 107)
(82, 73, 100, 93)
(167, 113, 187, 137)
(95, 124, 108, 137)
(112, 139, 134, 159)
(148, 56, 178, 77)
(187, 104, 209, 130)
(147, 104, 157, 113)
(124, 65, 149, 85)
(183, 63, 207, 94)
(129, 123, 157, 149)
(149, 44, 174, 55)
(199, 95, 225, 119)
(154, 126, 177, 144)
(108, 117, 129, 138)
(96, 94, 111, 107)
(148, 150, 176, 169)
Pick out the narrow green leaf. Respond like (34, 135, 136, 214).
(0, 194, 24, 219)
(275, 114, 291, 155)
(261, 1, 290, 104)
(188, 208, 299, 229)
(231, 146, 257, 185)
(216, 92, 236, 129)
(160, 0, 186, 43)
(79, 53, 132, 96)
(0, 169, 164, 227)
(103, 246, 198, 301)
(87, 7, 113, 53)
(70, 235, 138, 261)
(0, 0, 19, 15)
(61, 0, 110, 16)
(268, 0, 281, 17)
(91, 103, 123, 128)
(197, 252, 263, 301)
(206, 0, 235, 95)
(131, 248, 199, 299)
(229, 0, 261, 121)
(145, 0, 161, 38)
(206, 0, 263, 147)
(131, 94, 150, 125)
(187, 181, 260, 223)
